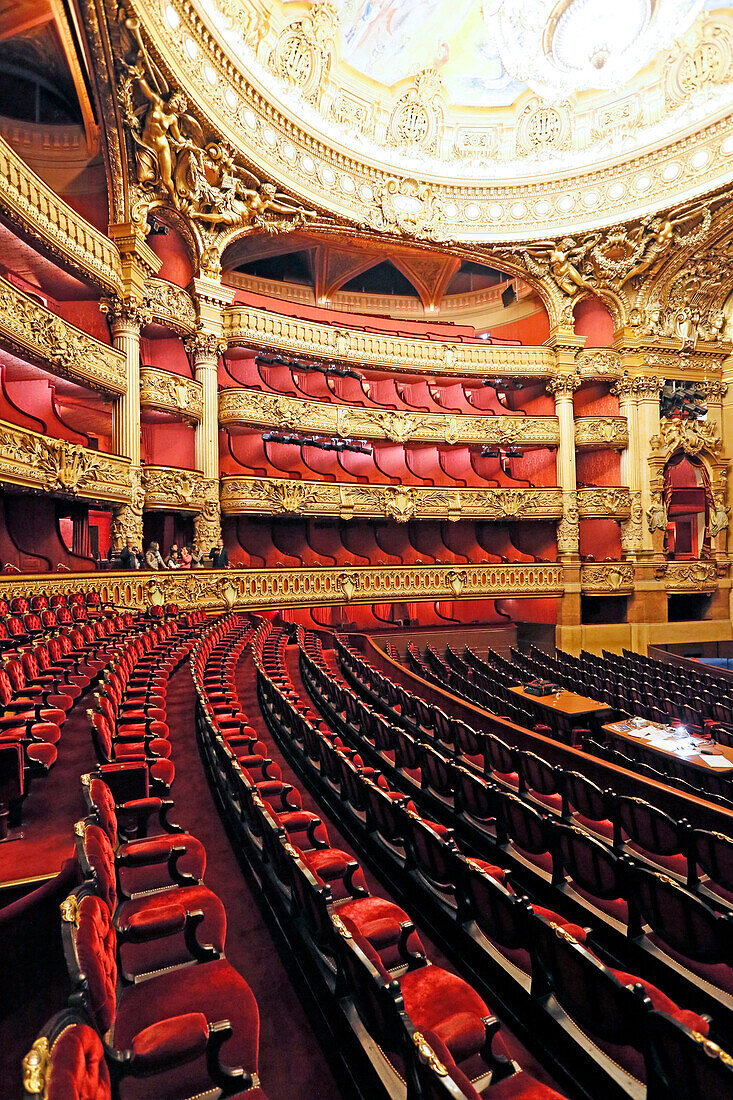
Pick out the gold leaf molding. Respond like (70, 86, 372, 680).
(142, 465, 216, 510)
(580, 562, 635, 594)
(0, 420, 132, 503)
(145, 279, 197, 334)
(0, 277, 126, 395)
(218, 388, 560, 446)
(574, 417, 630, 449)
(140, 368, 204, 422)
(220, 476, 563, 522)
(576, 487, 632, 518)
(0, 135, 122, 294)
(223, 304, 555, 378)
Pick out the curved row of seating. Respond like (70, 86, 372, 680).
(193, 613, 572, 1100)
(290, 633, 733, 1083)
(22, 609, 272, 1100)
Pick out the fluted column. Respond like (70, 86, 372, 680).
(635, 375, 664, 561)
(184, 331, 224, 551)
(548, 373, 581, 562)
(704, 379, 729, 562)
(102, 295, 151, 551)
(611, 373, 643, 562)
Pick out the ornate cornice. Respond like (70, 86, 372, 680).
(146, 279, 197, 334)
(220, 476, 562, 522)
(574, 417, 629, 450)
(218, 388, 560, 447)
(140, 368, 204, 422)
(581, 562, 635, 594)
(0, 421, 132, 503)
(223, 304, 555, 377)
(0, 278, 127, 395)
(0, 135, 122, 294)
(121, 0, 733, 244)
(577, 487, 632, 518)
(0, 562, 565, 611)
(142, 465, 215, 510)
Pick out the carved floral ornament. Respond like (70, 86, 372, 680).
(141, 466, 214, 509)
(217, 388, 560, 447)
(581, 563, 635, 592)
(0, 278, 126, 395)
(145, 278, 197, 333)
(649, 417, 722, 457)
(140, 367, 204, 421)
(0, 424, 132, 503)
(577, 487, 632, 517)
(659, 560, 721, 591)
(219, 476, 564, 522)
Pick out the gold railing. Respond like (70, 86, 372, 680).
(223, 304, 555, 378)
(574, 417, 629, 449)
(140, 368, 203, 422)
(0, 420, 131, 503)
(0, 134, 122, 293)
(0, 278, 126, 395)
(142, 467, 215, 511)
(0, 563, 565, 612)
(220, 476, 563, 521)
(218, 387, 560, 446)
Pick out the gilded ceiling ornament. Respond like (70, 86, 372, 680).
(369, 177, 446, 241)
(650, 416, 722, 457)
(523, 239, 597, 298)
(387, 70, 446, 156)
(119, 20, 318, 237)
(665, 17, 733, 110)
(271, 2, 338, 106)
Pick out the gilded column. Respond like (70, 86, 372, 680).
(102, 295, 151, 551)
(185, 331, 225, 551)
(611, 373, 643, 562)
(635, 375, 664, 561)
(548, 373, 581, 562)
(704, 379, 729, 562)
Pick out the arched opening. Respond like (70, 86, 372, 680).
(664, 452, 711, 560)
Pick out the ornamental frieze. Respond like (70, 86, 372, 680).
(0, 278, 126, 395)
(574, 417, 629, 449)
(223, 305, 555, 378)
(581, 563, 635, 594)
(0, 135, 122, 294)
(576, 487, 632, 518)
(142, 466, 216, 510)
(220, 476, 562, 522)
(218, 388, 560, 447)
(140, 368, 204, 422)
(145, 279, 197, 334)
(0, 563, 565, 613)
(0, 421, 132, 503)
(659, 560, 722, 592)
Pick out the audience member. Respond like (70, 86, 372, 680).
(210, 537, 228, 568)
(190, 546, 205, 568)
(180, 545, 192, 568)
(166, 544, 180, 569)
(119, 538, 143, 570)
(145, 541, 166, 570)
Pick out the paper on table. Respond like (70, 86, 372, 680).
(700, 755, 733, 770)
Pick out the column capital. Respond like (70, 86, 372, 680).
(101, 293, 151, 335)
(185, 330, 227, 364)
(547, 373, 581, 398)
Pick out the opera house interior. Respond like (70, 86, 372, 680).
(3, 0, 733, 1097)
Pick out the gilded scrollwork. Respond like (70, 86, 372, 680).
(218, 387, 560, 447)
(649, 417, 722, 457)
(142, 466, 213, 510)
(111, 466, 145, 552)
(146, 279, 197, 333)
(577, 487, 632, 518)
(140, 368, 204, 422)
(621, 490, 644, 558)
(0, 278, 126, 395)
(0, 421, 132, 503)
(661, 560, 720, 591)
(220, 476, 562, 522)
(574, 418, 629, 449)
(194, 493, 222, 550)
(581, 563, 635, 593)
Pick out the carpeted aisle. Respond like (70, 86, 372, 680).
(165, 664, 343, 1100)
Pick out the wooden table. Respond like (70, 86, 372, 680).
(604, 719, 733, 776)
(509, 684, 612, 720)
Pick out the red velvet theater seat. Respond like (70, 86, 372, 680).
(62, 891, 262, 1100)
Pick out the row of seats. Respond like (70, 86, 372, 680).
(278, 624, 733, 1098)
(22, 608, 273, 1099)
(321, 635, 733, 1041)
(193, 613, 571, 1100)
(224, 360, 537, 415)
